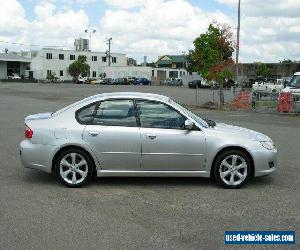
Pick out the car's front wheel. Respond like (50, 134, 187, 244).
(55, 148, 93, 187)
(213, 150, 251, 189)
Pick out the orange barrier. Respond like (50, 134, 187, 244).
(233, 92, 251, 109)
(277, 92, 293, 113)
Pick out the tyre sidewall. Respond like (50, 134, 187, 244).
(55, 148, 93, 187)
(214, 150, 251, 189)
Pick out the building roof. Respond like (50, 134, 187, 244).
(0, 53, 31, 63)
(156, 55, 186, 65)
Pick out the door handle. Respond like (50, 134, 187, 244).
(88, 131, 100, 137)
(146, 134, 157, 140)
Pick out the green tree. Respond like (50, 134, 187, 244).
(255, 63, 271, 77)
(67, 55, 90, 82)
(183, 50, 196, 73)
(193, 21, 234, 105)
(46, 71, 57, 83)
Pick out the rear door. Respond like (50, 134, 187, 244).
(81, 99, 141, 170)
(136, 100, 206, 171)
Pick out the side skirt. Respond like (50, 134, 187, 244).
(97, 170, 210, 178)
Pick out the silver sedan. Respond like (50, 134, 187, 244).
(20, 92, 277, 188)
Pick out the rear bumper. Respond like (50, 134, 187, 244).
(20, 140, 55, 173)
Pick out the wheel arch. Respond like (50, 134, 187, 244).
(51, 145, 97, 176)
(210, 146, 255, 178)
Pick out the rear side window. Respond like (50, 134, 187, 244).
(93, 100, 137, 127)
(76, 103, 98, 124)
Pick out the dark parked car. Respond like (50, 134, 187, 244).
(133, 78, 151, 85)
(188, 80, 202, 89)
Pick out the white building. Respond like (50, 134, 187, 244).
(30, 48, 128, 80)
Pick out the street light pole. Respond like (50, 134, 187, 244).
(235, 0, 241, 90)
(106, 37, 112, 66)
(85, 29, 96, 51)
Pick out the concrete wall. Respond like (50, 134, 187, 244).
(0, 61, 7, 79)
(228, 63, 300, 83)
(101, 66, 152, 80)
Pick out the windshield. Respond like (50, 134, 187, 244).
(170, 99, 209, 128)
(288, 75, 300, 88)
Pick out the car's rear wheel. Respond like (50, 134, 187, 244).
(213, 150, 251, 189)
(55, 149, 93, 187)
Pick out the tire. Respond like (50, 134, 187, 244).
(213, 150, 251, 189)
(55, 148, 93, 187)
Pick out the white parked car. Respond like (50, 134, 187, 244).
(252, 78, 284, 95)
(281, 72, 300, 95)
(8, 73, 21, 80)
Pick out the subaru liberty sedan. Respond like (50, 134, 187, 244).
(20, 92, 277, 188)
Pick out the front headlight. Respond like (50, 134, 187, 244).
(260, 141, 275, 150)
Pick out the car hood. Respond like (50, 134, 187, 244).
(25, 112, 52, 121)
(211, 123, 271, 141)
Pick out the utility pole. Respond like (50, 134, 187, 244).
(235, 0, 241, 90)
(106, 37, 112, 66)
(85, 29, 96, 51)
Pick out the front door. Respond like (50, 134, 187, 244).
(82, 99, 141, 170)
(136, 100, 206, 171)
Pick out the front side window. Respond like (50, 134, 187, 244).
(93, 100, 137, 127)
(59, 54, 64, 60)
(102, 57, 107, 62)
(136, 100, 186, 129)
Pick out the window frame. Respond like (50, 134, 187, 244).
(75, 98, 198, 130)
(70, 54, 75, 60)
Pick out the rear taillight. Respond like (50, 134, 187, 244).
(25, 124, 33, 139)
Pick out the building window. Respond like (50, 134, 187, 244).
(60, 70, 63, 77)
(92, 71, 97, 77)
(92, 56, 97, 61)
(169, 71, 178, 78)
(152, 70, 154, 77)
(102, 57, 107, 62)
(47, 70, 51, 76)
(59, 54, 64, 60)
(70, 54, 75, 60)
(112, 57, 117, 63)
(46, 53, 52, 60)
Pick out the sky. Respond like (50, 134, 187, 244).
(0, 0, 299, 63)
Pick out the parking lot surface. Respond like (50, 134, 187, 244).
(0, 83, 299, 249)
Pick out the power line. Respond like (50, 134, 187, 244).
(0, 40, 65, 48)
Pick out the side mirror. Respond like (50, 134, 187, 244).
(185, 119, 194, 130)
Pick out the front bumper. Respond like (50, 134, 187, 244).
(253, 148, 277, 177)
(20, 140, 55, 173)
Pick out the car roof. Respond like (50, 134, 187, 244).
(54, 92, 171, 115)
(87, 92, 169, 102)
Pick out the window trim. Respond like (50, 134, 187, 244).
(75, 98, 200, 130)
